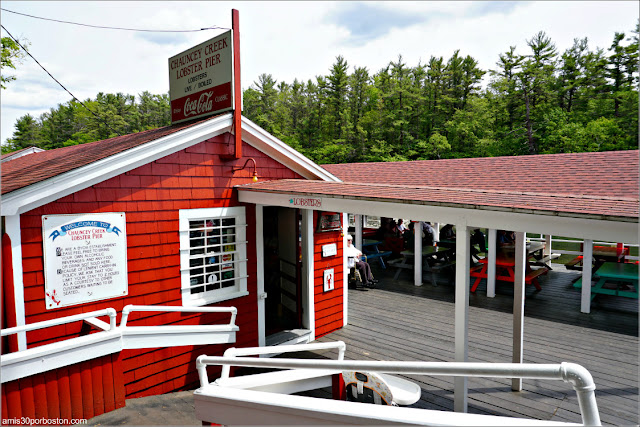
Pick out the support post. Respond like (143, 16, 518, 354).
(454, 223, 470, 412)
(232, 9, 242, 159)
(355, 214, 363, 251)
(414, 222, 423, 287)
(5, 214, 26, 350)
(301, 209, 315, 340)
(581, 240, 593, 314)
(487, 229, 497, 298)
(342, 213, 349, 326)
(255, 205, 265, 347)
(512, 231, 526, 391)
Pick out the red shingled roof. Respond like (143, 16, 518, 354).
(239, 151, 638, 221)
(322, 151, 639, 199)
(239, 178, 638, 220)
(1, 115, 218, 195)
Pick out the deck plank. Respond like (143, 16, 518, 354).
(308, 262, 638, 425)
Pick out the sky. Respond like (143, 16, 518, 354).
(1, 1, 637, 147)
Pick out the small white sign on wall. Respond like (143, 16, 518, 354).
(42, 213, 128, 309)
(323, 268, 335, 292)
(322, 243, 337, 257)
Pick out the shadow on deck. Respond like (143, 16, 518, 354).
(311, 262, 638, 425)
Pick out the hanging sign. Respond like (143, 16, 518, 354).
(169, 30, 233, 124)
(42, 213, 128, 309)
(316, 212, 342, 233)
(323, 268, 335, 292)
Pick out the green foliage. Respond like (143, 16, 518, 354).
(3, 24, 638, 162)
(1, 36, 27, 89)
(2, 91, 171, 153)
(239, 23, 637, 164)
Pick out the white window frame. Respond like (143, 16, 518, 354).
(179, 206, 249, 306)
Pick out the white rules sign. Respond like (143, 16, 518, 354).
(42, 213, 128, 309)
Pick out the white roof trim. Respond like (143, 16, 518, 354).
(1, 114, 234, 216)
(1, 147, 45, 163)
(240, 116, 341, 182)
(1, 114, 341, 216)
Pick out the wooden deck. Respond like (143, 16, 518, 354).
(304, 262, 638, 425)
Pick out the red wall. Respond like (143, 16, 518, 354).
(2, 134, 305, 420)
(313, 211, 344, 338)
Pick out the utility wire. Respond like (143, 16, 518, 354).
(1, 24, 121, 137)
(1, 8, 229, 32)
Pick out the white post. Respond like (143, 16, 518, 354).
(255, 205, 266, 347)
(5, 214, 27, 350)
(301, 209, 315, 340)
(581, 240, 593, 314)
(454, 223, 470, 412)
(512, 231, 526, 391)
(342, 212, 349, 327)
(355, 214, 363, 251)
(414, 221, 423, 287)
(487, 229, 497, 298)
(433, 223, 440, 245)
(544, 235, 552, 259)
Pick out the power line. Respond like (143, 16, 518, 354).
(1, 24, 121, 138)
(1, 8, 229, 32)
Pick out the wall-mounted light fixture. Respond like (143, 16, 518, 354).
(232, 158, 258, 182)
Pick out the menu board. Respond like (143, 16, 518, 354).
(42, 213, 128, 309)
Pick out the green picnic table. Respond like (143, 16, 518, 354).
(573, 262, 638, 301)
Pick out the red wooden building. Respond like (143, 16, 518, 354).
(0, 113, 348, 420)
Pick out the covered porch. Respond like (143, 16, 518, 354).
(237, 150, 638, 413)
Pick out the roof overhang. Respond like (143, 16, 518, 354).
(237, 182, 638, 244)
(1, 114, 340, 217)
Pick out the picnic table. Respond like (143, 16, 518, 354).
(469, 245, 549, 293)
(389, 246, 454, 285)
(565, 245, 630, 273)
(572, 262, 638, 301)
(362, 239, 393, 269)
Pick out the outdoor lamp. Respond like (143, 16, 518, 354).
(232, 158, 259, 182)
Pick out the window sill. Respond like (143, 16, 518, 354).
(183, 290, 250, 307)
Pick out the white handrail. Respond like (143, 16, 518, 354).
(218, 341, 346, 380)
(196, 356, 600, 426)
(0, 308, 117, 336)
(120, 304, 237, 327)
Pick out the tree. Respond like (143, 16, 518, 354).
(3, 114, 43, 153)
(1, 36, 26, 89)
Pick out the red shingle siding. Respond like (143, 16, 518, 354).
(9, 133, 303, 414)
(313, 211, 344, 338)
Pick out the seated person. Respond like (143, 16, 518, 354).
(439, 224, 455, 248)
(497, 230, 515, 248)
(345, 235, 378, 287)
(470, 228, 487, 262)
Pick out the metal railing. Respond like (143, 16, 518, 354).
(196, 353, 600, 426)
(216, 341, 346, 381)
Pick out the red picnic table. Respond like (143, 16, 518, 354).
(469, 251, 549, 293)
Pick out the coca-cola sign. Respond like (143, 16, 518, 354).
(168, 31, 233, 124)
